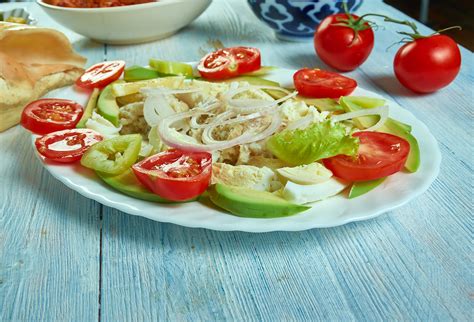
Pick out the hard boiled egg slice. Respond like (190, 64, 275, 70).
(276, 162, 332, 185)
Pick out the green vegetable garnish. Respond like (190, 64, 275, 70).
(267, 120, 359, 166)
(149, 59, 194, 77)
(76, 88, 100, 128)
(81, 134, 142, 175)
(124, 66, 161, 82)
(349, 178, 386, 199)
(241, 66, 276, 77)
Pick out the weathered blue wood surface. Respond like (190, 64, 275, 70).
(0, 1, 472, 321)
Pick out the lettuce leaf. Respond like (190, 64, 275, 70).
(266, 120, 359, 166)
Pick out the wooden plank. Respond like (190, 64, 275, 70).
(99, 0, 472, 321)
(0, 3, 103, 320)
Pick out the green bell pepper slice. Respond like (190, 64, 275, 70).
(81, 134, 142, 175)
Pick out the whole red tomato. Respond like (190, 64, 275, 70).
(314, 13, 374, 72)
(394, 34, 461, 93)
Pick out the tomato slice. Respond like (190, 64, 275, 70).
(323, 131, 410, 181)
(35, 129, 103, 163)
(76, 60, 125, 89)
(230, 47, 261, 74)
(21, 99, 84, 135)
(132, 149, 212, 201)
(197, 47, 261, 80)
(293, 68, 357, 98)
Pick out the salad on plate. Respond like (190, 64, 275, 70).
(21, 46, 420, 219)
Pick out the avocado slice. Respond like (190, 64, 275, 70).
(208, 183, 310, 218)
(340, 96, 412, 132)
(97, 83, 121, 126)
(383, 120, 420, 172)
(340, 96, 420, 172)
(124, 65, 161, 82)
(96, 169, 175, 203)
(218, 75, 279, 87)
(349, 178, 386, 199)
(241, 66, 276, 77)
(149, 59, 194, 77)
(76, 88, 100, 128)
(296, 97, 344, 112)
(216, 76, 286, 100)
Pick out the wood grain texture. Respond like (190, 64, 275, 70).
(0, 0, 472, 321)
(0, 3, 103, 321)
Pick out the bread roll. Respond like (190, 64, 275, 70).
(0, 22, 86, 132)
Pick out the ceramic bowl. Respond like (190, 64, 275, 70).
(247, 0, 363, 41)
(37, 0, 211, 45)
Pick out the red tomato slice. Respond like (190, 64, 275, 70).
(132, 149, 212, 201)
(293, 68, 357, 98)
(230, 47, 261, 74)
(323, 131, 410, 181)
(76, 60, 125, 89)
(35, 129, 103, 163)
(197, 47, 261, 79)
(21, 98, 84, 135)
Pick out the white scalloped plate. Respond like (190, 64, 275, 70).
(34, 67, 441, 232)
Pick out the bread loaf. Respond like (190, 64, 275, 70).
(0, 22, 86, 132)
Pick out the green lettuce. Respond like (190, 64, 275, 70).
(266, 120, 359, 166)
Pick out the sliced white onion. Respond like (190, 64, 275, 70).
(222, 85, 290, 102)
(249, 112, 282, 142)
(286, 113, 315, 131)
(159, 125, 255, 152)
(200, 111, 270, 142)
(190, 112, 216, 129)
(223, 85, 297, 113)
(158, 111, 282, 152)
(331, 105, 389, 131)
(194, 98, 221, 111)
(143, 94, 175, 126)
(85, 111, 122, 137)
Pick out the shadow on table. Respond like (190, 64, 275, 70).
(368, 75, 421, 98)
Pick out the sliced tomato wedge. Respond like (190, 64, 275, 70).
(230, 47, 261, 74)
(323, 131, 410, 181)
(293, 68, 357, 98)
(35, 129, 103, 163)
(21, 98, 84, 135)
(132, 149, 212, 201)
(197, 47, 261, 79)
(76, 60, 125, 89)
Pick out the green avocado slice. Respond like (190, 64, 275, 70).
(124, 65, 161, 82)
(97, 83, 121, 126)
(76, 88, 100, 128)
(340, 96, 412, 132)
(349, 178, 386, 199)
(208, 184, 310, 218)
(96, 169, 175, 203)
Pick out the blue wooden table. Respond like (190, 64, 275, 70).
(1, 1, 472, 320)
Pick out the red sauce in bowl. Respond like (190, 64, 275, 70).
(44, 0, 156, 8)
